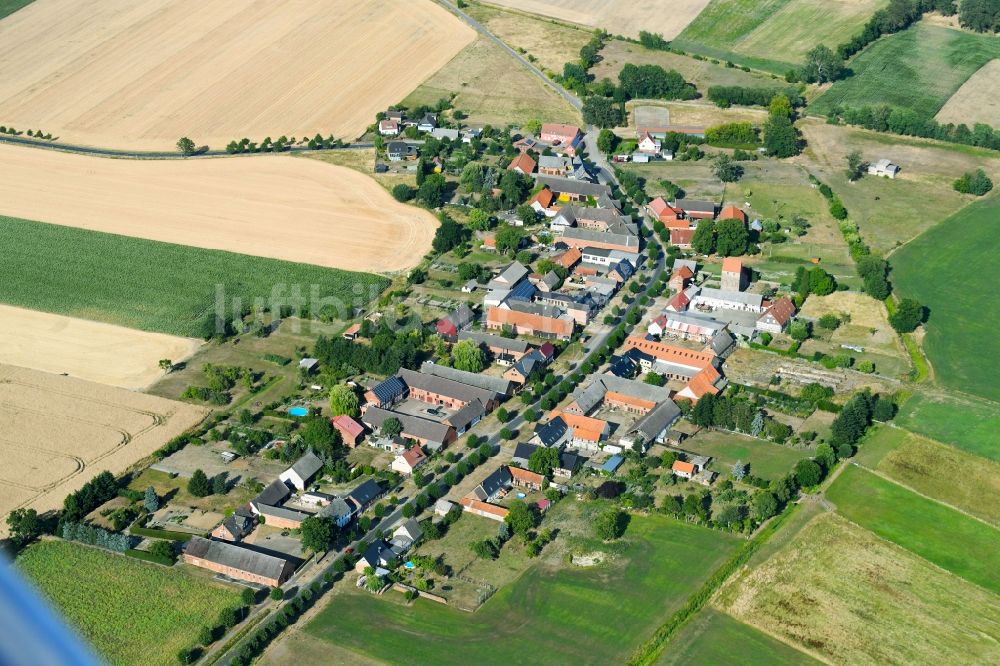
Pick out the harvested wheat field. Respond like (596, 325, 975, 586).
(0, 305, 201, 390)
(485, 0, 712, 39)
(0, 144, 437, 272)
(0, 365, 205, 533)
(935, 59, 1000, 128)
(0, 0, 474, 149)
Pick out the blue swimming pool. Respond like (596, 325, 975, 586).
(288, 406, 308, 417)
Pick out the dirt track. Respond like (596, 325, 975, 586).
(0, 0, 474, 149)
(0, 144, 438, 272)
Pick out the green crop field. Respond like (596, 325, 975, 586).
(0, 0, 33, 20)
(682, 429, 812, 481)
(855, 425, 1000, 527)
(17, 541, 239, 666)
(658, 608, 819, 665)
(890, 194, 1000, 403)
(827, 465, 1000, 595)
(673, 0, 885, 74)
(300, 515, 740, 665)
(0, 216, 388, 338)
(811, 23, 1000, 119)
(894, 391, 1000, 463)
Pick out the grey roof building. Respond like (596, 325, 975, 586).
(471, 466, 513, 501)
(398, 368, 498, 406)
(183, 537, 295, 585)
(347, 480, 384, 511)
(626, 400, 682, 445)
(675, 199, 717, 215)
(361, 407, 454, 448)
(532, 417, 569, 448)
(456, 331, 531, 355)
(367, 375, 407, 407)
(560, 226, 639, 249)
(512, 442, 541, 467)
(537, 175, 612, 199)
(252, 478, 291, 511)
(419, 361, 514, 396)
(445, 399, 486, 434)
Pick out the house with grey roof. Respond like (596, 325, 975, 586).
(418, 361, 514, 397)
(211, 508, 255, 542)
(360, 407, 455, 450)
(531, 416, 570, 448)
(431, 127, 460, 141)
(317, 497, 355, 528)
(488, 261, 530, 290)
(675, 199, 717, 219)
(536, 175, 612, 201)
(279, 451, 324, 491)
(347, 479, 385, 513)
(512, 442, 541, 468)
(183, 537, 295, 586)
(560, 226, 639, 251)
(398, 367, 500, 410)
(692, 288, 764, 313)
(250, 478, 291, 514)
(617, 400, 682, 454)
(471, 466, 513, 502)
(444, 399, 486, 435)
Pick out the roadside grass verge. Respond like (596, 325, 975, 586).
(716, 512, 1000, 665)
(894, 391, 1000, 463)
(889, 193, 1000, 402)
(0, 216, 388, 338)
(302, 513, 739, 665)
(17, 540, 239, 666)
(826, 465, 1000, 595)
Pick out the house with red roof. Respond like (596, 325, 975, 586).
(647, 196, 683, 224)
(391, 445, 428, 476)
(331, 414, 365, 448)
(672, 460, 696, 479)
(508, 152, 537, 175)
(540, 123, 583, 155)
(718, 205, 748, 223)
(637, 132, 661, 154)
(529, 187, 558, 217)
(721, 257, 748, 292)
(436, 304, 475, 339)
(756, 297, 796, 334)
(669, 265, 694, 292)
(670, 228, 695, 249)
(665, 290, 691, 312)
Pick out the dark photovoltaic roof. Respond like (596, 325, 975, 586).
(370, 375, 407, 404)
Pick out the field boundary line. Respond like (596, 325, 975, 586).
(848, 461, 1000, 531)
(709, 605, 835, 666)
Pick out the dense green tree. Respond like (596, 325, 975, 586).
(594, 508, 628, 540)
(690, 393, 716, 427)
(391, 183, 414, 202)
(762, 115, 799, 158)
(714, 217, 749, 256)
(381, 417, 403, 438)
(451, 339, 486, 372)
(845, 151, 865, 181)
(431, 213, 469, 253)
(959, 0, 1000, 32)
(176, 137, 196, 155)
(505, 500, 538, 537)
(301, 515, 336, 553)
(144, 486, 159, 513)
(618, 64, 697, 100)
(789, 320, 811, 341)
(751, 491, 778, 521)
(582, 95, 626, 128)
(328, 384, 360, 417)
(494, 225, 524, 255)
(418, 174, 448, 208)
(212, 473, 227, 495)
(528, 447, 560, 477)
(597, 128, 618, 153)
(953, 168, 993, 195)
(470, 539, 499, 560)
(872, 395, 896, 422)
(801, 45, 845, 83)
(712, 154, 744, 183)
(188, 469, 211, 497)
(690, 219, 716, 254)
(856, 255, 890, 300)
(889, 298, 926, 333)
(794, 459, 822, 487)
(6, 508, 41, 548)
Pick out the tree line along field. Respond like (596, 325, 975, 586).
(288, 513, 740, 665)
(716, 512, 1000, 665)
(853, 425, 1000, 528)
(810, 23, 1000, 120)
(671, 0, 887, 73)
(17, 540, 240, 666)
(0, 0, 474, 149)
(826, 464, 1000, 595)
(889, 193, 1000, 403)
(0, 216, 389, 338)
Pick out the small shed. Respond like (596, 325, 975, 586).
(601, 455, 624, 475)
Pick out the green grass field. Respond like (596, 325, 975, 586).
(894, 391, 1000, 463)
(717, 512, 1000, 664)
(17, 541, 239, 666)
(890, 193, 1000, 402)
(682, 429, 812, 481)
(673, 0, 885, 74)
(301, 514, 740, 665)
(827, 465, 1000, 595)
(0, 216, 388, 338)
(855, 425, 1000, 527)
(811, 23, 1000, 119)
(658, 608, 819, 665)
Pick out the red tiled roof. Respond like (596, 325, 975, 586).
(683, 366, 722, 401)
(667, 290, 690, 310)
(530, 187, 554, 209)
(402, 446, 427, 467)
(719, 205, 747, 223)
(550, 411, 607, 443)
(331, 415, 364, 438)
(674, 266, 694, 280)
(673, 460, 696, 474)
(670, 228, 695, 245)
(487, 307, 573, 337)
(762, 297, 796, 326)
(509, 466, 545, 485)
(554, 247, 582, 269)
(460, 496, 510, 518)
(624, 336, 715, 368)
(721, 257, 743, 273)
(508, 152, 537, 174)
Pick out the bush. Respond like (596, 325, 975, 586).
(953, 169, 993, 196)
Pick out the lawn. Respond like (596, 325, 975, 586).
(854, 425, 1000, 528)
(300, 512, 740, 665)
(716, 512, 1000, 665)
(0, 215, 388, 338)
(17, 540, 240, 666)
(810, 23, 1000, 119)
(890, 193, 1000, 402)
(826, 464, 1000, 595)
(894, 391, 1000, 463)
(683, 429, 812, 481)
(658, 608, 819, 665)
(403, 34, 580, 128)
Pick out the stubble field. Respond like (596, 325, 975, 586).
(483, 0, 713, 39)
(934, 59, 1000, 128)
(0, 365, 205, 530)
(0, 144, 437, 273)
(0, 0, 474, 149)
(0, 305, 201, 390)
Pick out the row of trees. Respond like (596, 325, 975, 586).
(313, 322, 424, 379)
(689, 393, 794, 444)
(707, 85, 804, 109)
(832, 105, 1000, 151)
(61, 521, 134, 553)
